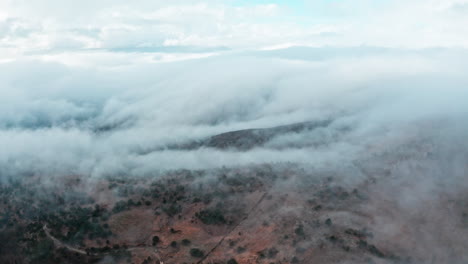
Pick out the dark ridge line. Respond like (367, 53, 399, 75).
(136, 119, 333, 155)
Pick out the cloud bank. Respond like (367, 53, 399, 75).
(1, 46, 467, 180)
(1, 0, 467, 181)
(3, 0, 468, 65)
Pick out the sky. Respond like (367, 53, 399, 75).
(2, 0, 468, 65)
(0, 0, 468, 179)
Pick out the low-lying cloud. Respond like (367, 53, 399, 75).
(0, 47, 467, 181)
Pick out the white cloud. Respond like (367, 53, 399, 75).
(1, 0, 468, 58)
(1, 47, 467, 179)
(3, 0, 468, 67)
(1, 1, 468, 180)
(0, 1, 334, 64)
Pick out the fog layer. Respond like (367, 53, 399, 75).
(1, 47, 467, 179)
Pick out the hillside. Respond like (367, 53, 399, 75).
(1, 121, 467, 264)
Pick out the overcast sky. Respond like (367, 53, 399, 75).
(2, 0, 468, 65)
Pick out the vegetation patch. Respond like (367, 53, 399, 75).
(190, 248, 204, 258)
(195, 208, 227, 225)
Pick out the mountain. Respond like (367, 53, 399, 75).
(0, 121, 467, 264)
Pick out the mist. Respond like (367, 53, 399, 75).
(0, 47, 467, 181)
(1, 45, 468, 264)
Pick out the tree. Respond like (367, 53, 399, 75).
(152, 236, 160, 246)
(181, 239, 191, 246)
(227, 258, 238, 264)
(190, 248, 204, 258)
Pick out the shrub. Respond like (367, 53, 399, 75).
(267, 247, 279, 258)
(236, 246, 246, 253)
(294, 224, 305, 237)
(195, 209, 226, 225)
(227, 258, 238, 264)
(162, 204, 182, 217)
(152, 236, 160, 246)
(190, 248, 204, 258)
(112, 201, 129, 214)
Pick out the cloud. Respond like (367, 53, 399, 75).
(0, 1, 302, 59)
(0, 47, 467, 181)
(4, 0, 468, 67)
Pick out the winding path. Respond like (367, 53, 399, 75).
(43, 224, 88, 255)
(43, 224, 165, 263)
